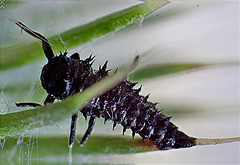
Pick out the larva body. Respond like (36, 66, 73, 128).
(41, 53, 196, 150)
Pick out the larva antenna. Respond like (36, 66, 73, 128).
(3, 4, 55, 60)
(4, 6, 59, 60)
(15, 22, 55, 60)
(195, 137, 240, 146)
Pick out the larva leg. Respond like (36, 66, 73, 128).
(16, 94, 55, 107)
(69, 112, 79, 148)
(80, 116, 96, 145)
(15, 102, 42, 107)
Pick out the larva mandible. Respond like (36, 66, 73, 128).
(15, 22, 239, 150)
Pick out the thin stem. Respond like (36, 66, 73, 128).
(195, 137, 240, 146)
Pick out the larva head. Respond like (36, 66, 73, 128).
(41, 53, 75, 100)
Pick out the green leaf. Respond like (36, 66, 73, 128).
(1, 135, 156, 164)
(0, 56, 139, 136)
(129, 62, 240, 82)
(130, 63, 207, 81)
(1, 0, 170, 70)
(3, 136, 156, 157)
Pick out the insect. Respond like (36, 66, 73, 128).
(15, 22, 239, 150)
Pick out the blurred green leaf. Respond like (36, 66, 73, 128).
(1, 0, 169, 70)
(130, 63, 207, 81)
(3, 136, 156, 157)
(1, 135, 156, 165)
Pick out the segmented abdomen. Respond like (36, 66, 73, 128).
(80, 68, 196, 150)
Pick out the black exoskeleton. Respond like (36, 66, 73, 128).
(16, 22, 196, 150)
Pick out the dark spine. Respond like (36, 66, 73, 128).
(80, 58, 196, 150)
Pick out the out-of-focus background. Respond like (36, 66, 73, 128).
(1, 0, 239, 164)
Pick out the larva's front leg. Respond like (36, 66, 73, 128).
(69, 112, 79, 148)
(15, 94, 54, 107)
(15, 102, 42, 107)
(80, 116, 96, 145)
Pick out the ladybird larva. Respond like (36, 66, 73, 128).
(15, 21, 240, 150)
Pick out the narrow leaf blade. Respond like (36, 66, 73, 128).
(1, 0, 169, 70)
